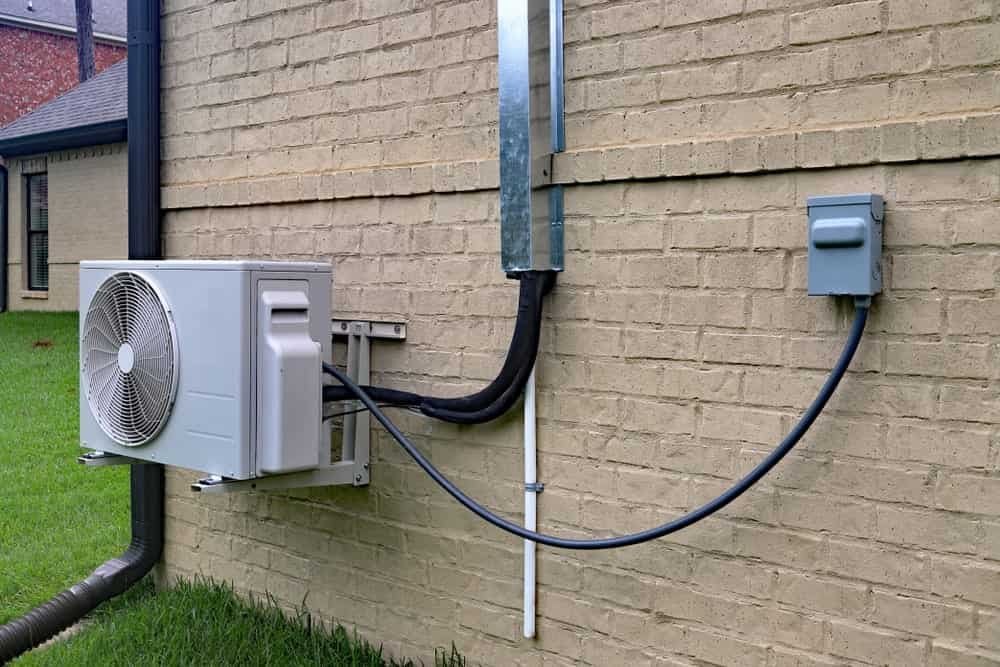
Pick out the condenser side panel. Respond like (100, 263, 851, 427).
(78, 266, 110, 456)
(249, 268, 332, 477)
(151, 268, 252, 478)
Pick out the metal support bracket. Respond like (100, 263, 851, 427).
(525, 482, 545, 493)
(191, 462, 363, 493)
(78, 450, 145, 467)
(332, 319, 406, 487)
(187, 319, 406, 494)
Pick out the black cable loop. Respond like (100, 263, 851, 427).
(324, 305, 869, 550)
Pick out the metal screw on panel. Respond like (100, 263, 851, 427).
(341, 322, 347, 331)
(394, 325, 401, 334)
(355, 474, 362, 482)
(363, 463, 369, 470)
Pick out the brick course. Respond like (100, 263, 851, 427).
(159, 1, 1000, 666)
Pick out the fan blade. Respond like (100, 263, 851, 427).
(83, 271, 177, 446)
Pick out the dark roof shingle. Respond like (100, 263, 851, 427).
(0, 58, 127, 144)
(0, 0, 125, 39)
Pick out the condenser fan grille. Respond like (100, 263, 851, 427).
(82, 271, 178, 446)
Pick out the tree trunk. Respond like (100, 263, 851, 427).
(74, 0, 95, 82)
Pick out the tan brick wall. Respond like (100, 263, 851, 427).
(5, 143, 128, 311)
(158, 2, 1000, 666)
(161, 0, 1000, 208)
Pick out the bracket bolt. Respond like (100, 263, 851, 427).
(355, 474, 362, 482)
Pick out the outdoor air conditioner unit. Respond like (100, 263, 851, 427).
(78, 260, 332, 480)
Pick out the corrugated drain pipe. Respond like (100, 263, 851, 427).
(0, 0, 163, 659)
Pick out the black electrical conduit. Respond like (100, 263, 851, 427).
(322, 270, 556, 424)
(0, 0, 164, 659)
(324, 301, 869, 550)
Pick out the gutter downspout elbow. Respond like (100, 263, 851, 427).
(0, 465, 163, 662)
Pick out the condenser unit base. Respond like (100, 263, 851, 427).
(78, 451, 146, 467)
(191, 460, 365, 493)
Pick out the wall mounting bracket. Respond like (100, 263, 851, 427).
(78, 450, 146, 467)
(331, 319, 406, 487)
(190, 461, 364, 493)
(187, 319, 406, 493)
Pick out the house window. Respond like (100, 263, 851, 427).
(26, 173, 48, 291)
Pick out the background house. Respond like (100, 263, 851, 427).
(0, 0, 126, 127)
(0, 59, 127, 311)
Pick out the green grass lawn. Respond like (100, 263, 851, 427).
(17, 578, 466, 667)
(0, 312, 129, 623)
(1, 312, 467, 666)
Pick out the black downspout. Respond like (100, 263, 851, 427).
(127, 0, 160, 261)
(0, 0, 163, 660)
(0, 163, 7, 313)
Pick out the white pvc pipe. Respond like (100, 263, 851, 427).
(523, 365, 537, 639)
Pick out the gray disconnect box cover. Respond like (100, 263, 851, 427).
(807, 193, 884, 296)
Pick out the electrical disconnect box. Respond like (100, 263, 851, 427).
(807, 194, 884, 297)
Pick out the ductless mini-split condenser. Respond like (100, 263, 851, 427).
(79, 260, 332, 480)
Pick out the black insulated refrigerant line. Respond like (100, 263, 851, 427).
(327, 301, 869, 550)
(0, 0, 163, 660)
(322, 270, 556, 424)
